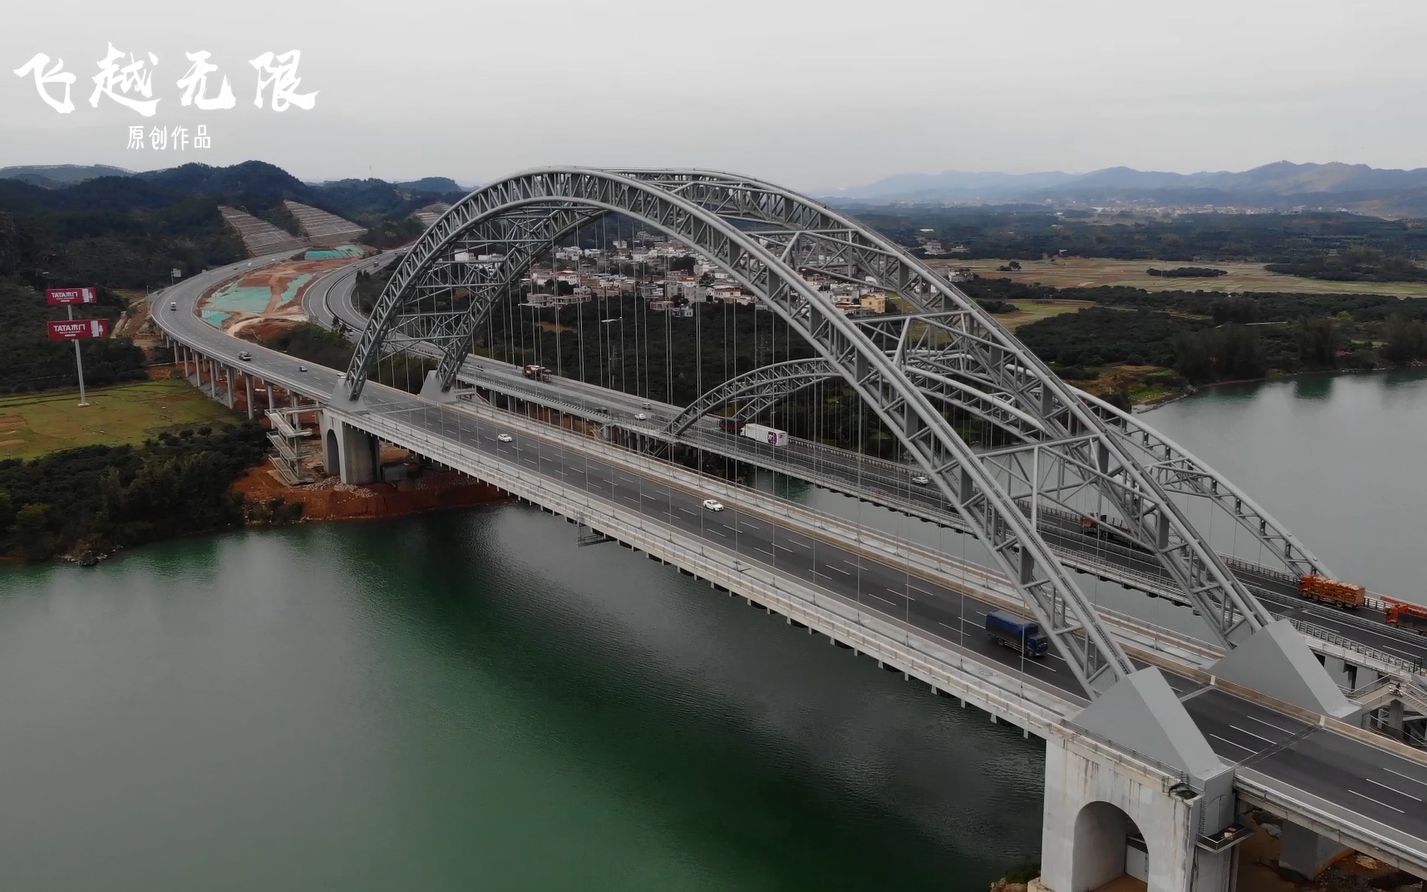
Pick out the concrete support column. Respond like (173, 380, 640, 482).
(1039, 731, 1237, 892)
(1322, 655, 1352, 691)
(1279, 821, 1351, 880)
(265, 381, 274, 412)
(244, 375, 254, 420)
(222, 366, 234, 409)
(318, 411, 378, 484)
(207, 359, 217, 398)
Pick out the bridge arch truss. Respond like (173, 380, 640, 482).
(347, 167, 1301, 698)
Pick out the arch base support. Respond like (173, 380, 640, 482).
(1210, 619, 1356, 720)
(1039, 671, 1240, 892)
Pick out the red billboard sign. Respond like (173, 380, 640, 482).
(47, 318, 109, 341)
(45, 286, 98, 305)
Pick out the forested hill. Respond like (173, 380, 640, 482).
(0, 161, 466, 289)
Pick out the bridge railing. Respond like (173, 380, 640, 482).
(1290, 617, 1425, 675)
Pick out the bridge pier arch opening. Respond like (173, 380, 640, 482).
(323, 427, 339, 478)
(1071, 800, 1149, 892)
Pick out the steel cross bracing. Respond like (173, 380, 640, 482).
(347, 167, 1139, 697)
(668, 357, 1330, 584)
(623, 170, 1284, 648)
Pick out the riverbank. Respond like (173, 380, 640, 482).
(233, 463, 508, 523)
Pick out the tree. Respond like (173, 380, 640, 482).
(1217, 326, 1266, 380)
(1296, 317, 1340, 369)
(1173, 331, 1215, 384)
(13, 503, 53, 559)
(1383, 315, 1427, 366)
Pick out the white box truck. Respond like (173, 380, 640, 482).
(742, 423, 788, 447)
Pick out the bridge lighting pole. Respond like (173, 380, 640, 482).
(600, 318, 618, 392)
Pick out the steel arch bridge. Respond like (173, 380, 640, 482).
(345, 167, 1324, 699)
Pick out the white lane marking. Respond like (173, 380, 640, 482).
(676, 508, 697, 518)
(909, 584, 941, 599)
(706, 526, 729, 538)
(1241, 713, 1294, 735)
(1383, 767, 1427, 789)
(865, 592, 896, 607)
(1209, 734, 1256, 755)
(937, 621, 960, 632)
(1347, 789, 1406, 815)
(1364, 777, 1422, 802)
(826, 564, 852, 577)
(1228, 725, 1277, 746)
(752, 546, 774, 557)
(784, 539, 813, 550)
(739, 518, 763, 530)
(774, 543, 795, 554)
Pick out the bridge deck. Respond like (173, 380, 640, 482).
(162, 255, 1427, 875)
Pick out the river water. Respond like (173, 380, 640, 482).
(1, 370, 1421, 891)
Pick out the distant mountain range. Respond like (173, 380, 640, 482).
(0, 164, 473, 199)
(822, 161, 1427, 217)
(0, 164, 134, 188)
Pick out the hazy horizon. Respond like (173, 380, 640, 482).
(4, 0, 1425, 191)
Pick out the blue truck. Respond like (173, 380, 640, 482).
(985, 610, 1049, 658)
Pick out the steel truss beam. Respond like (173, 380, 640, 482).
(669, 351, 1328, 587)
(627, 170, 1283, 649)
(347, 167, 1141, 697)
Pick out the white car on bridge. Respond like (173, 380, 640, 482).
(497, 433, 514, 443)
(702, 499, 724, 512)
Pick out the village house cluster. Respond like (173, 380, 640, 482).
(514, 230, 892, 318)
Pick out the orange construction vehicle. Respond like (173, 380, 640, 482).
(1297, 573, 1367, 610)
(1383, 596, 1427, 635)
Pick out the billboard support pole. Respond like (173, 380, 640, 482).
(68, 305, 89, 407)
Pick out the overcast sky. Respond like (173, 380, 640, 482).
(2, 0, 1424, 190)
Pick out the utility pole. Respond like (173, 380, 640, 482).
(68, 304, 89, 406)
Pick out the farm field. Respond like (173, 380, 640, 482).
(941, 257, 1427, 298)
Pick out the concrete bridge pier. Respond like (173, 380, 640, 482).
(1039, 669, 1243, 892)
(1278, 821, 1352, 880)
(319, 411, 378, 484)
(220, 365, 235, 410)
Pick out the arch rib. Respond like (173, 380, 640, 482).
(635, 170, 1280, 645)
(347, 167, 1139, 698)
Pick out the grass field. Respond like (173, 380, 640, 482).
(0, 379, 237, 460)
(997, 299, 1093, 330)
(943, 257, 1427, 298)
